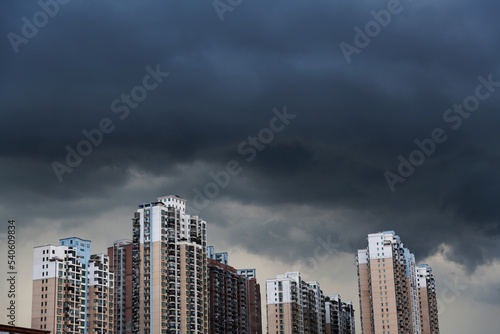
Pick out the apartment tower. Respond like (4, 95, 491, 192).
(207, 247, 262, 334)
(32, 238, 114, 334)
(238, 269, 263, 334)
(108, 239, 134, 334)
(416, 265, 439, 334)
(266, 272, 325, 334)
(341, 301, 355, 334)
(357, 231, 438, 334)
(304, 281, 325, 334)
(324, 295, 355, 334)
(131, 195, 208, 334)
(87, 254, 115, 334)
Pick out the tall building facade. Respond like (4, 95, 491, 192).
(304, 281, 325, 334)
(131, 195, 208, 334)
(357, 231, 438, 334)
(108, 239, 134, 334)
(60, 237, 92, 334)
(324, 295, 355, 334)
(266, 272, 326, 334)
(87, 254, 115, 334)
(207, 257, 247, 333)
(32, 238, 114, 334)
(341, 302, 355, 334)
(207, 248, 262, 334)
(416, 265, 439, 334)
(238, 269, 263, 334)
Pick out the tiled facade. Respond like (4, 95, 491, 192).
(325, 295, 355, 334)
(32, 238, 113, 334)
(266, 272, 327, 334)
(207, 249, 262, 334)
(108, 239, 134, 334)
(357, 231, 439, 334)
(132, 195, 208, 334)
(417, 265, 439, 334)
(244, 274, 263, 334)
(87, 254, 114, 334)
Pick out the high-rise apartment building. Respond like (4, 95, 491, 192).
(304, 281, 325, 334)
(207, 248, 262, 334)
(357, 231, 439, 334)
(32, 244, 83, 334)
(131, 195, 208, 334)
(266, 272, 326, 334)
(32, 238, 114, 334)
(87, 254, 115, 334)
(108, 239, 134, 334)
(207, 257, 247, 333)
(207, 246, 228, 265)
(341, 302, 355, 334)
(324, 295, 355, 334)
(60, 237, 92, 334)
(238, 269, 263, 334)
(407, 251, 421, 334)
(416, 265, 439, 334)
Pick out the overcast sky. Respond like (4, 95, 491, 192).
(1, 0, 500, 332)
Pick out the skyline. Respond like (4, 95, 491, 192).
(1, 0, 500, 333)
(26, 212, 437, 334)
(0, 196, 472, 333)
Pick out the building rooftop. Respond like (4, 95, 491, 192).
(0, 324, 51, 334)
